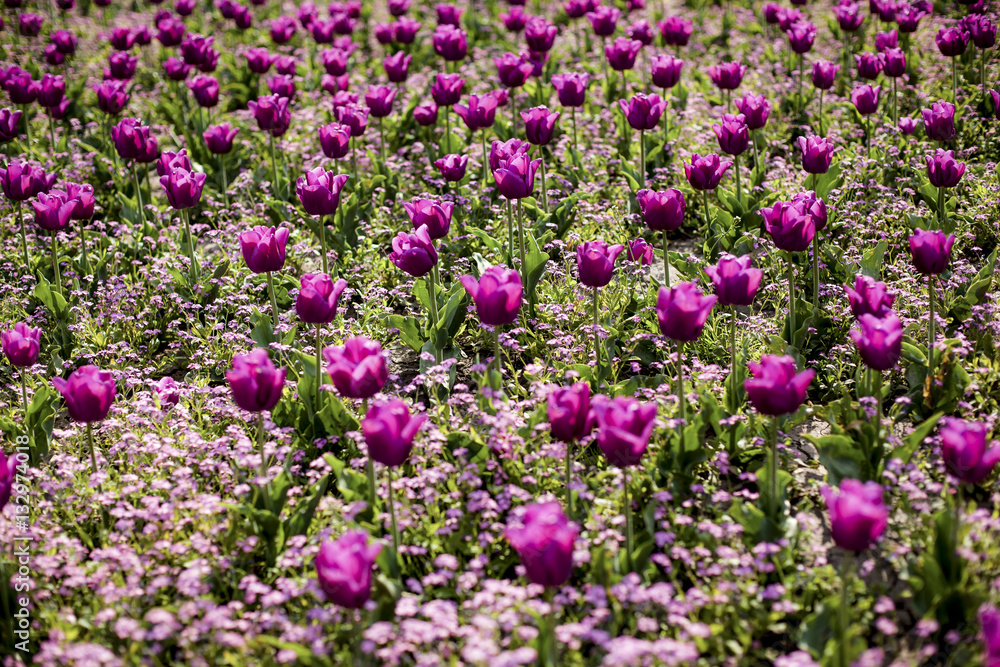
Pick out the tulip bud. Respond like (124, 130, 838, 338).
(908, 228, 955, 276)
(745, 355, 814, 416)
(52, 365, 116, 423)
(459, 266, 523, 327)
(2, 322, 41, 367)
(704, 254, 763, 307)
(323, 336, 389, 399)
(850, 312, 903, 371)
(226, 349, 286, 412)
(822, 479, 888, 552)
(656, 281, 717, 342)
(363, 399, 426, 467)
(505, 502, 578, 587)
(296, 274, 348, 325)
(548, 382, 593, 443)
(591, 395, 657, 467)
(315, 530, 382, 608)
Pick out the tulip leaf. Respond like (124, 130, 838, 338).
(282, 474, 330, 549)
(32, 277, 69, 319)
(466, 228, 502, 257)
(386, 314, 424, 352)
(814, 163, 842, 200)
(523, 230, 550, 306)
(805, 434, 866, 485)
(895, 411, 943, 464)
(25, 383, 54, 463)
(859, 241, 886, 279)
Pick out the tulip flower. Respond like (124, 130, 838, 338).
(0, 450, 18, 512)
(506, 502, 578, 586)
(845, 275, 896, 319)
(651, 56, 683, 139)
(248, 94, 292, 196)
(850, 84, 881, 156)
(591, 393, 656, 567)
(925, 148, 965, 228)
(403, 199, 453, 241)
(940, 418, 1000, 486)
(658, 15, 693, 47)
(432, 24, 467, 61)
(454, 92, 501, 183)
(734, 94, 770, 161)
(160, 167, 207, 277)
(577, 241, 624, 370)
(323, 336, 389, 402)
(796, 135, 834, 178)
(433, 153, 468, 182)
(761, 199, 817, 337)
(626, 238, 654, 266)
(296, 168, 350, 275)
(713, 113, 750, 203)
(203, 123, 239, 205)
(0, 108, 20, 144)
(2, 322, 40, 370)
(548, 381, 593, 510)
(390, 227, 438, 279)
(525, 17, 558, 52)
(851, 312, 902, 372)
(705, 254, 762, 412)
(227, 348, 286, 416)
(460, 266, 523, 374)
(708, 61, 747, 112)
(937, 26, 970, 103)
(2, 160, 49, 270)
(684, 153, 732, 228)
(296, 272, 348, 409)
(909, 228, 955, 363)
(382, 51, 411, 84)
(922, 102, 955, 144)
(823, 479, 887, 552)
(315, 530, 382, 608)
(319, 123, 351, 162)
(52, 365, 116, 475)
(239, 225, 289, 328)
(656, 281, 716, 421)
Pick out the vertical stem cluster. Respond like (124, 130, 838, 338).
(677, 341, 686, 426)
(388, 465, 400, 553)
(623, 470, 633, 571)
(592, 287, 600, 373)
(787, 255, 796, 340)
(266, 270, 280, 330)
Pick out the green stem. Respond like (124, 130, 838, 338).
(511, 89, 517, 138)
(953, 482, 963, 565)
(874, 370, 882, 464)
(48, 113, 57, 152)
(677, 341, 686, 426)
(481, 130, 488, 186)
(131, 161, 145, 229)
(51, 231, 62, 296)
(318, 215, 329, 275)
(506, 199, 515, 264)
(80, 226, 90, 277)
(22, 105, 31, 149)
(257, 412, 267, 481)
(565, 441, 573, 515)
(866, 115, 871, 160)
(388, 464, 399, 553)
(952, 57, 957, 106)
(623, 470, 633, 571)
(266, 270, 280, 330)
(315, 325, 324, 414)
(770, 417, 779, 518)
(363, 398, 375, 510)
(428, 263, 442, 363)
(87, 421, 98, 478)
(540, 157, 548, 214)
(839, 557, 851, 667)
(269, 132, 281, 199)
(444, 107, 451, 154)
(730, 306, 738, 413)
(818, 91, 824, 136)
(734, 153, 741, 208)
(494, 326, 502, 377)
(351, 139, 359, 190)
(379, 118, 386, 168)
(182, 209, 198, 281)
(220, 156, 229, 208)
(517, 200, 527, 296)
(592, 287, 600, 372)
(703, 190, 711, 229)
(892, 77, 897, 128)
(928, 275, 936, 373)
(662, 230, 670, 286)
(938, 186, 945, 228)
(639, 128, 645, 190)
(17, 203, 29, 274)
(571, 107, 578, 157)
(787, 255, 796, 342)
(812, 234, 820, 308)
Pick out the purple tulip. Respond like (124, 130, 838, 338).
(850, 312, 903, 371)
(525, 17, 558, 52)
(4, 69, 39, 105)
(454, 92, 500, 132)
(551, 72, 589, 108)
(548, 382, 592, 443)
(618, 93, 667, 131)
(163, 57, 192, 82)
(745, 355, 814, 417)
(591, 395, 657, 467)
(494, 52, 534, 89)
(0, 450, 16, 511)
(239, 226, 289, 274)
(335, 104, 369, 137)
(790, 190, 826, 232)
(296, 168, 350, 217)
(651, 55, 683, 90)
(734, 93, 770, 130)
(65, 182, 95, 220)
(297, 273, 348, 325)
(267, 74, 295, 101)
(245, 47, 274, 75)
(882, 47, 906, 78)
(940, 418, 1000, 485)
(854, 52, 884, 80)
(899, 116, 918, 135)
(926, 149, 965, 189)
(226, 349, 286, 413)
(156, 150, 192, 178)
(2, 322, 41, 367)
(656, 281, 716, 342)
(432, 24, 467, 61)
(704, 254, 763, 307)
(365, 85, 396, 119)
(159, 168, 206, 210)
(157, 17, 186, 47)
(434, 154, 468, 182)
(796, 135, 834, 174)
(909, 229, 955, 276)
(505, 502, 578, 587)
(105, 51, 138, 80)
(845, 275, 895, 319)
(605, 37, 642, 72)
(850, 84, 881, 115)
(431, 73, 464, 106)
(708, 61, 747, 91)
(413, 104, 438, 127)
(392, 17, 421, 44)
(52, 365, 116, 423)
(315, 530, 381, 608)
(1, 160, 47, 202)
(627, 237, 654, 266)
(323, 337, 389, 399)
(203, 123, 239, 155)
(921, 102, 955, 143)
(94, 80, 130, 116)
(834, 2, 865, 31)
(403, 199, 453, 240)
(636, 188, 685, 232)
(269, 16, 296, 44)
(713, 113, 749, 156)
(965, 14, 996, 49)
(786, 19, 817, 54)
(658, 15, 692, 46)
(181, 33, 214, 67)
(389, 226, 438, 278)
(936, 26, 970, 57)
(38, 74, 65, 109)
(51, 29, 78, 55)
(460, 266, 523, 327)
(382, 51, 411, 84)
(363, 399, 425, 467)
(875, 29, 899, 52)
(627, 18, 654, 45)
(436, 3, 462, 25)
(586, 5, 620, 36)
(761, 200, 816, 252)
(185, 75, 218, 108)
(32, 191, 75, 231)
(811, 60, 841, 90)
(684, 153, 732, 191)
(500, 6, 528, 32)
(822, 480, 888, 552)
(0, 108, 20, 143)
(492, 153, 541, 200)
(520, 106, 560, 147)
(577, 241, 624, 288)
(18, 13, 42, 36)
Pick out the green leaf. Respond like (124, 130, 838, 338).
(523, 230, 550, 305)
(895, 411, 943, 463)
(859, 241, 886, 278)
(387, 314, 424, 352)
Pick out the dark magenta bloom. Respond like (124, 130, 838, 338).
(2, 322, 41, 367)
(883, 47, 906, 78)
(577, 241, 624, 288)
(922, 102, 955, 142)
(586, 5, 620, 36)
(791, 191, 827, 232)
(909, 228, 955, 275)
(492, 153, 541, 200)
(65, 182, 95, 220)
(627, 237, 654, 266)
(248, 95, 292, 136)
(940, 418, 1000, 485)
(454, 93, 500, 131)
(854, 52, 884, 80)
(811, 60, 840, 90)
(591, 395, 657, 467)
(0, 450, 15, 513)
(105, 51, 138, 80)
(393, 17, 421, 44)
(708, 61, 747, 90)
(335, 104, 369, 137)
(109, 26, 135, 50)
(181, 33, 214, 67)
(936, 26, 970, 57)
(850, 312, 902, 371)
(382, 51, 411, 83)
(684, 153, 732, 191)
(713, 113, 749, 156)
(187, 75, 219, 108)
(460, 266, 523, 327)
(704, 253, 763, 307)
(605, 37, 642, 72)
(403, 198, 453, 240)
(245, 47, 274, 74)
(32, 191, 75, 231)
(734, 93, 770, 130)
(267, 74, 295, 100)
(850, 84, 881, 115)
(965, 14, 996, 49)
(297, 273, 348, 325)
(431, 73, 464, 106)
(323, 337, 389, 399)
(239, 225, 289, 274)
(297, 168, 350, 216)
(156, 150, 192, 177)
(875, 29, 899, 52)
(269, 16, 296, 44)
(619, 93, 667, 131)
(390, 226, 438, 277)
(658, 15, 692, 46)
(822, 480, 887, 552)
(319, 123, 351, 159)
(500, 6, 528, 32)
(505, 502, 578, 587)
(163, 57, 192, 81)
(5, 69, 39, 105)
(636, 188, 685, 232)
(434, 154, 468, 182)
(432, 24, 467, 61)
(785, 19, 817, 54)
(494, 52, 534, 88)
(414, 104, 438, 126)
(363, 399, 425, 468)
(52, 366, 116, 423)
(796, 135, 834, 174)
(38, 74, 65, 108)
(761, 200, 815, 252)
(834, 2, 865, 31)
(845, 275, 896, 319)
(926, 149, 965, 188)
(656, 281, 716, 342)
(435, 3, 462, 26)
(160, 168, 206, 209)
(0, 108, 20, 143)
(525, 17, 558, 52)
(627, 19, 654, 45)
(50, 29, 78, 55)
(18, 12, 43, 36)
(551, 72, 589, 107)
(1, 160, 47, 202)
(95, 81, 130, 115)
(365, 85, 396, 118)
(745, 354, 814, 416)
(651, 55, 683, 89)
(203, 123, 239, 154)
(226, 348, 286, 413)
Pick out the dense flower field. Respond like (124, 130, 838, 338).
(1, 0, 1000, 664)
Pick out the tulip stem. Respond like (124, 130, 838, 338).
(592, 286, 600, 375)
(734, 153, 741, 208)
(769, 417, 779, 518)
(540, 156, 548, 214)
(378, 117, 386, 169)
(428, 264, 442, 364)
(517, 200, 528, 302)
(182, 209, 199, 282)
(812, 234, 820, 308)
(952, 58, 957, 106)
(565, 442, 573, 515)
(623, 469, 633, 572)
(729, 306, 738, 413)
(953, 482, 963, 566)
(571, 107, 578, 159)
(838, 557, 851, 667)
(506, 199, 515, 264)
(387, 464, 400, 553)
(17, 203, 29, 275)
(257, 412, 267, 482)
(676, 341, 686, 427)
(797, 54, 803, 114)
(86, 421, 98, 479)
(639, 128, 645, 191)
(865, 115, 871, 160)
(787, 254, 796, 343)
(444, 107, 451, 154)
(510, 90, 517, 138)
(48, 113, 57, 153)
(80, 226, 91, 278)
(131, 161, 146, 229)
(363, 398, 375, 511)
(481, 130, 488, 187)
(268, 133, 281, 200)
(266, 271, 280, 331)
(891, 77, 898, 128)
(928, 275, 936, 374)
(938, 186, 946, 228)
(50, 231, 62, 297)
(351, 139, 359, 190)
(662, 230, 670, 287)
(315, 325, 324, 415)
(493, 326, 502, 377)
(22, 104, 31, 149)
(874, 370, 883, 464)
(818, 91, 824, 136)
(703, 190, 711, 230)
(219, 156, 229, 208)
